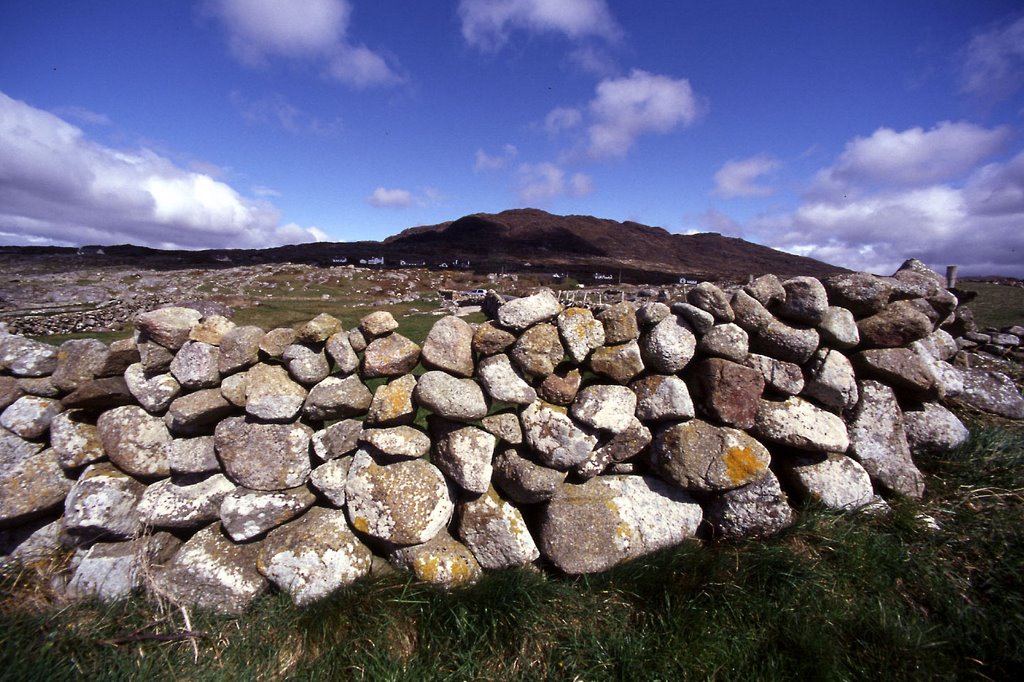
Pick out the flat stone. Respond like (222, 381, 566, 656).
(902, 402, 970, 454)
(1, 395, 62, 440)
(165, 389, 235, 435)
(311, 419, 362, 461)
(0, 441, 72, 529)
(413, 371, 488, 421)
(62, 462, 144, 541)
(215, 416, 313, 491)
(492, 447, 566, 504)
(539, 475, 702, 574)
(136, 473, 236, 529)
(775, 452, 875, 511)
(361, 426, 431, 460)
(557, 307, 605, 364)
(654, 419, 771, 492)
(640, 315, 696, 373)
(704, 470, 795, 539)
(167, 436, 219, 475)
(952, 368, 1024, 419)
(362, 333, 421, 379)
(496, 290, 562, 331)
(296, 313, 343, 343)
(97, 405, 171, 478)
(689, 358, 764, 429)
(510, 323, 564, 378)
(220, 485, 317, 542)
(134, 307, 201, 350)
(60, 376, 135, 411)
(367, 374, 418, 426)
(282, 344, 331, 385)
(457, 487, 539, 570)
(477, 354, 537, 405)
(218, 325, 265, 374)
(852, 348, 937, 395)
(303, 375, 372, 421)
(245, 363, 307, 422)
(50, 410, 104, 470)
(124, 363, 181, 414)
(589, 340, 645, 384)
(752, 397, 850, 452)
(360, 310, 399, 337)
(848, 380, 925, 498)
(569, 384, 637, 433)
(596, 302, 639, 344)
(345, 450, 454, 546)
(520, 401, 598, 470)
(421, 316, 475, 377)
(169, 341, 221, 389)
(52, 339, 109, 392)
(391, 530, 482, 588)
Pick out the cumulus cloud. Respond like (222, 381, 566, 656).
(367, 187, 414, 208)
(713, 155, 780, 198)
(586, 69, 702, 158)
(517, 162, 592, 203)
(544, 107, 582, 135)
(230, 90, 342, 136)
(459, 0, 621, 50)
(960, 14, 1024, 101)
(208, 0, 401, 87)
(0, 91, 323, 249)
(474, 144, 519, 172)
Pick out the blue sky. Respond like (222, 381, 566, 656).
(2, 1, 1024, 276)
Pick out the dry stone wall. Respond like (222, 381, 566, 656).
(2, 259, 1023, 613)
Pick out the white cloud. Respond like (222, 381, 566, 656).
(544, 107, 582, 135)
(820, 121, 1011, 192)
(517, 162, 592, 203)
(230, 90, 343, 136)
(713, 155, 780, 198)
(0, 91, 322, 249)
(52, 105, 111, 127)
(208, 0, 401, 87)
(367, 187, 414, 208)
(459, 0, 621, 50)
(586, 69, 702, 158)
(961, 14, 1024, 101)
(252, 185, 282, 197)
(474, 144, 519, 172)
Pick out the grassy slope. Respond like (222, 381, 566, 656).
(2, 418, 1022, 681)
(959, 281, 1024, 330)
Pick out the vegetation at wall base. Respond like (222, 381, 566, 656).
(2, 415, 1022, 681)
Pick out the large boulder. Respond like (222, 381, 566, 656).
(63, 462, 144, 541)
(97, 405, 171, 479)
(496, 290, 562, 331)
(214, 417, 313, 491)
(752, 397, 850, 453)
(654, 419, 771, 493)
(520, 402, 598, 470)
(421, 316, 475, 378)
(457, 487, 540, 570)
(848, 381, 925, 498)
(414, 371, 488, 422)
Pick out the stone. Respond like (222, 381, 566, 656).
(257, 506, 372, 605)
(556, 307, 605, 364)
(0, 376, 24, 411)
(636, 301, 671, 327)
(296, 313, 343, 343)
(134, 307, 201, 350)
(654, 419, 771, 492)
(282, 344, 331, 385)
(220, 372, 247, 407)
(492, 447, 566, 504)
(361, 426, 431, 460)
(689, 358, 765, 429)
(189, 315, 235, 345)
(169, 341, 220, 390)
(631, 374, 695, 422)
(96, 338, 140, 378)
(245, 363, 307, 422)
(309, 457, 352, 507)
(481, 412, 523, 445)
(1, 515, 63, 567)
(852, 348, 937, 395)
(67, 533, 180, 602)
(345, 450, 454, 546)
(18, 376, 60, 398)
(97, 405, 171, 478)
(848, 380, 925, 498)
(688, 282, 734, 322)
(671, 302, 715, 335)
(259, 327, 297, 358)
(167, 436, 219, 475)
(472, 321, 517, 356)
(477, 354, 537, 405)
(360, 310, 399, 337)
(857, 300, 934, 348)
(124, 363, 180, 414)
(391, 530, 482, 588)
(776, 276, 828, 324)
(137, 473, 236, 529)
(1, 395, 62, 439)
(569, 384, 637, 433)
(421, 316, 475, 377)
(822, 273, 893, 316)
(802, 348, 859, 412)
(413, 371, 488, 421)
(432, 421, 497, 494)
(496, 290, 562, 331)
(0, 335, 58, 377)
(640, 315, 696, 374)
(62, 463, 144, 541)
(367, 374, 417, 426)
(731, 290, 819, 364)
(596, 302, 639, 344)
(362, 333, 421, 379)
(303, 375, 372, 421)
(52, 339, 109, 392)
(457, 487, 541, 573)
(136, 337, 175, 373)
(589, 340, 646, 384)
(537, 367, 582, 405)
(743, 274, 786, 307)
(0, 441, 72, 529)
(698, 323, 749, 362)
(218, 325, 264, 374)
(776, 452, 875, 511)
(952, 368, 1024, 419)
(312, 419, 362, 461)
(215, 417, 313, 491)
(148, 523, 268, 615)
(915, 329, 958, 362)
(902, 402, 969, 454)
(325, 331, 359, 375)
(50, 410, 104, 470)
(574, 417, 652, 480)
(539, 475, 702, 574)
(704, 470, 795, 539)
(520, 402, 598, 470)
(510, 323, 564, 378)
(348, 328, 368, 353)
(165, 389, 235, 435)
(220, 485, 316, 542)
(752, 397, 850, 453)
(817, 306, 860, 350)
(60, 377, 135, 411)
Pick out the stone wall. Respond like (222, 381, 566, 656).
(1, 260, 1023, 613)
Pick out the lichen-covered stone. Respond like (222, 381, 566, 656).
(639, 315, 696, 373)
(303, 375, 372, 421)
(457, 487, 539, 570)
(557, 307, 605, 364)
(752, 397, 850, 453)
(822, 273, 893, 317)
(776, 276, 828, 325)
(431, 422, 497, 494)
(848, 380, 925, 498)
(52, 339, 109, 393)
(744, 274, 786, 307)
(296, 313, 343, 343)
(220, 485, 316, 542)
(589, 340, 645, 384)
(776, 452, 875, 510)
(902, 402, 970, 454)
(413, 371, 488, 421)
(481, 412, 523, 445)
(164, 389, 235, 435)
(704, 470, 794, 539)
(492, 447, 566, 504)
(135, 307, 201, 350)
(312, 420, 362, 461)
(496, 290, 561, 331)
(325, 331, 359, 375)
(309, 456, 352, 507)
(569, 384, 637, 433)
(391, 530, 482, 588)
(218, 325, 265, 374)
(1, 395, 62, 440)
(169, 341, 221, 389)
(62, 462, 144, 541)
(97, 405, 171, 478)
(245, 363, 307, 422)
(360, 310, 399, 337)
(857, 300, 934, 348)
(367, 374, 417, 426)
(654, 419, 770, 493)
(852, 348, 937, 395)
(0, 335, 58, 377)
(802, 348, 859, 412)
(510, 323, 564, 378)
(631, 374, 694, 422)
(689, 358, 764, 429)
(951, 368, 1024, 420)
(421, 316, 475, 377)
(282, 344, 331, 385)
(50, 410, 104, 470)
(362, 333, 421, 379)
(472, 321, 517, 356)
(67, 533, 180, 602)
(520, 401, 597, 470)
(671, 301, 715, 335)
(731, 290, 819, 364)
(688, 282, 734, 322)
(215, 417, 313, 491)
(361, 426, 431, 460)
(574, 417, 652, 480)
(477, 354, 537, 405)
(259, 327, 297, 359)
(537, 367, 582, 405)
(189, 315, 235, 345)
(137, 474, 236, 529)
(818, 306, 860, 350)
(698, 323, 749, 362)
(596, 302, 639, 344)
(0, 440, 72, 528)
(124, 363, 180, 414)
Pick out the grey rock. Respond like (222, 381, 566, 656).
(296, 313, 343, 343)
(0, 376, 24, 411)
(688, 282, 734, 322)
(359, 310, 399, 337)
(492, 447, 566, 504)
(325, 331, 359, 375)
(52, 339, 109, 392)
(848, 380, 925, 498)
(67, 533, 179, 602)
(245, 363, 307, 422)
(510, 323, 564, 378)
(311, 419, 362, 461)
(743, 274, 786, 307)
(220, 485, 316, 542)
(97, 405, 171, 479)
(520, 402, 598, 470)
(671, 302, 715, 335)
(639, 315, 696, 373)
(574, 417, 652, 480)
(698, 323, 749, 362)
(431, 421, 497, 494)
(167, 436, 219, 475)
(0, 335, 58, 377)
(282, 344, 331, 385)
(348, 328, 368, 352)
(802, 348, 859, 412)
(852, 348, 937, 395)
(169, 341, 221, 389)
(636, 302, 671, 327)
(596, 302, 640, 344)
(951, 368, 1024, 419)
(654, 419, 771, 492)
(390, 530, 482, 588)
(704, 470, 795, 539)
(569, 384, 637, 433)
(361, 426, 431, 460)
(215, 417, 313, 491)
(164, 389, 235, 435)
(0, 441, 72, 528)
(60, 376, 135, 411)
(361, 333, 421, 379)
(124, 363, 181, 414)
(259, 327, 298, 358)
(50, 410, 104, 470)
(414, 371, 488, 421)
(1, 395, 62, 439)
(731, 290, 820, 364)
(218, 325, 265, 374)
(303, 375, 372, 421)
(472, 321, 517, 356)
(134, 307, 201, 350)
(496, 290, 562, 331)
(631, 374, 695, 422)
(822, 273, 892, 316)
(367, 374, 418, 426)
(589, 340, 646, 384)
(62, 463, 144, 541)
(556, 307, 605, 364)
(902, 402, 969, 454)
(96, 338, 140, 378)
(421, 316, 475, 377)
(817, 306, 860, 350)
(857, 300, 934, 348)
(309, 456, 352, 506)
(220, 372, 247, 407)
(753, 397, 850, 452)
(457, 487, 539, 570)
(776, 276, 828, 324)
(477, 354, 538, 405)
(775, 452, 875, 511)
(136, 336, 175, 373)
(481, 412, 523, 445)
(136, 474, 236, 529)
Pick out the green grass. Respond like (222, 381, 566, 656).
(959, 281, 1024, 330)
(2, 416, 1023, 681)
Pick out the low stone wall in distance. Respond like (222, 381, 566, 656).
(1, 259, 1023, 613)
